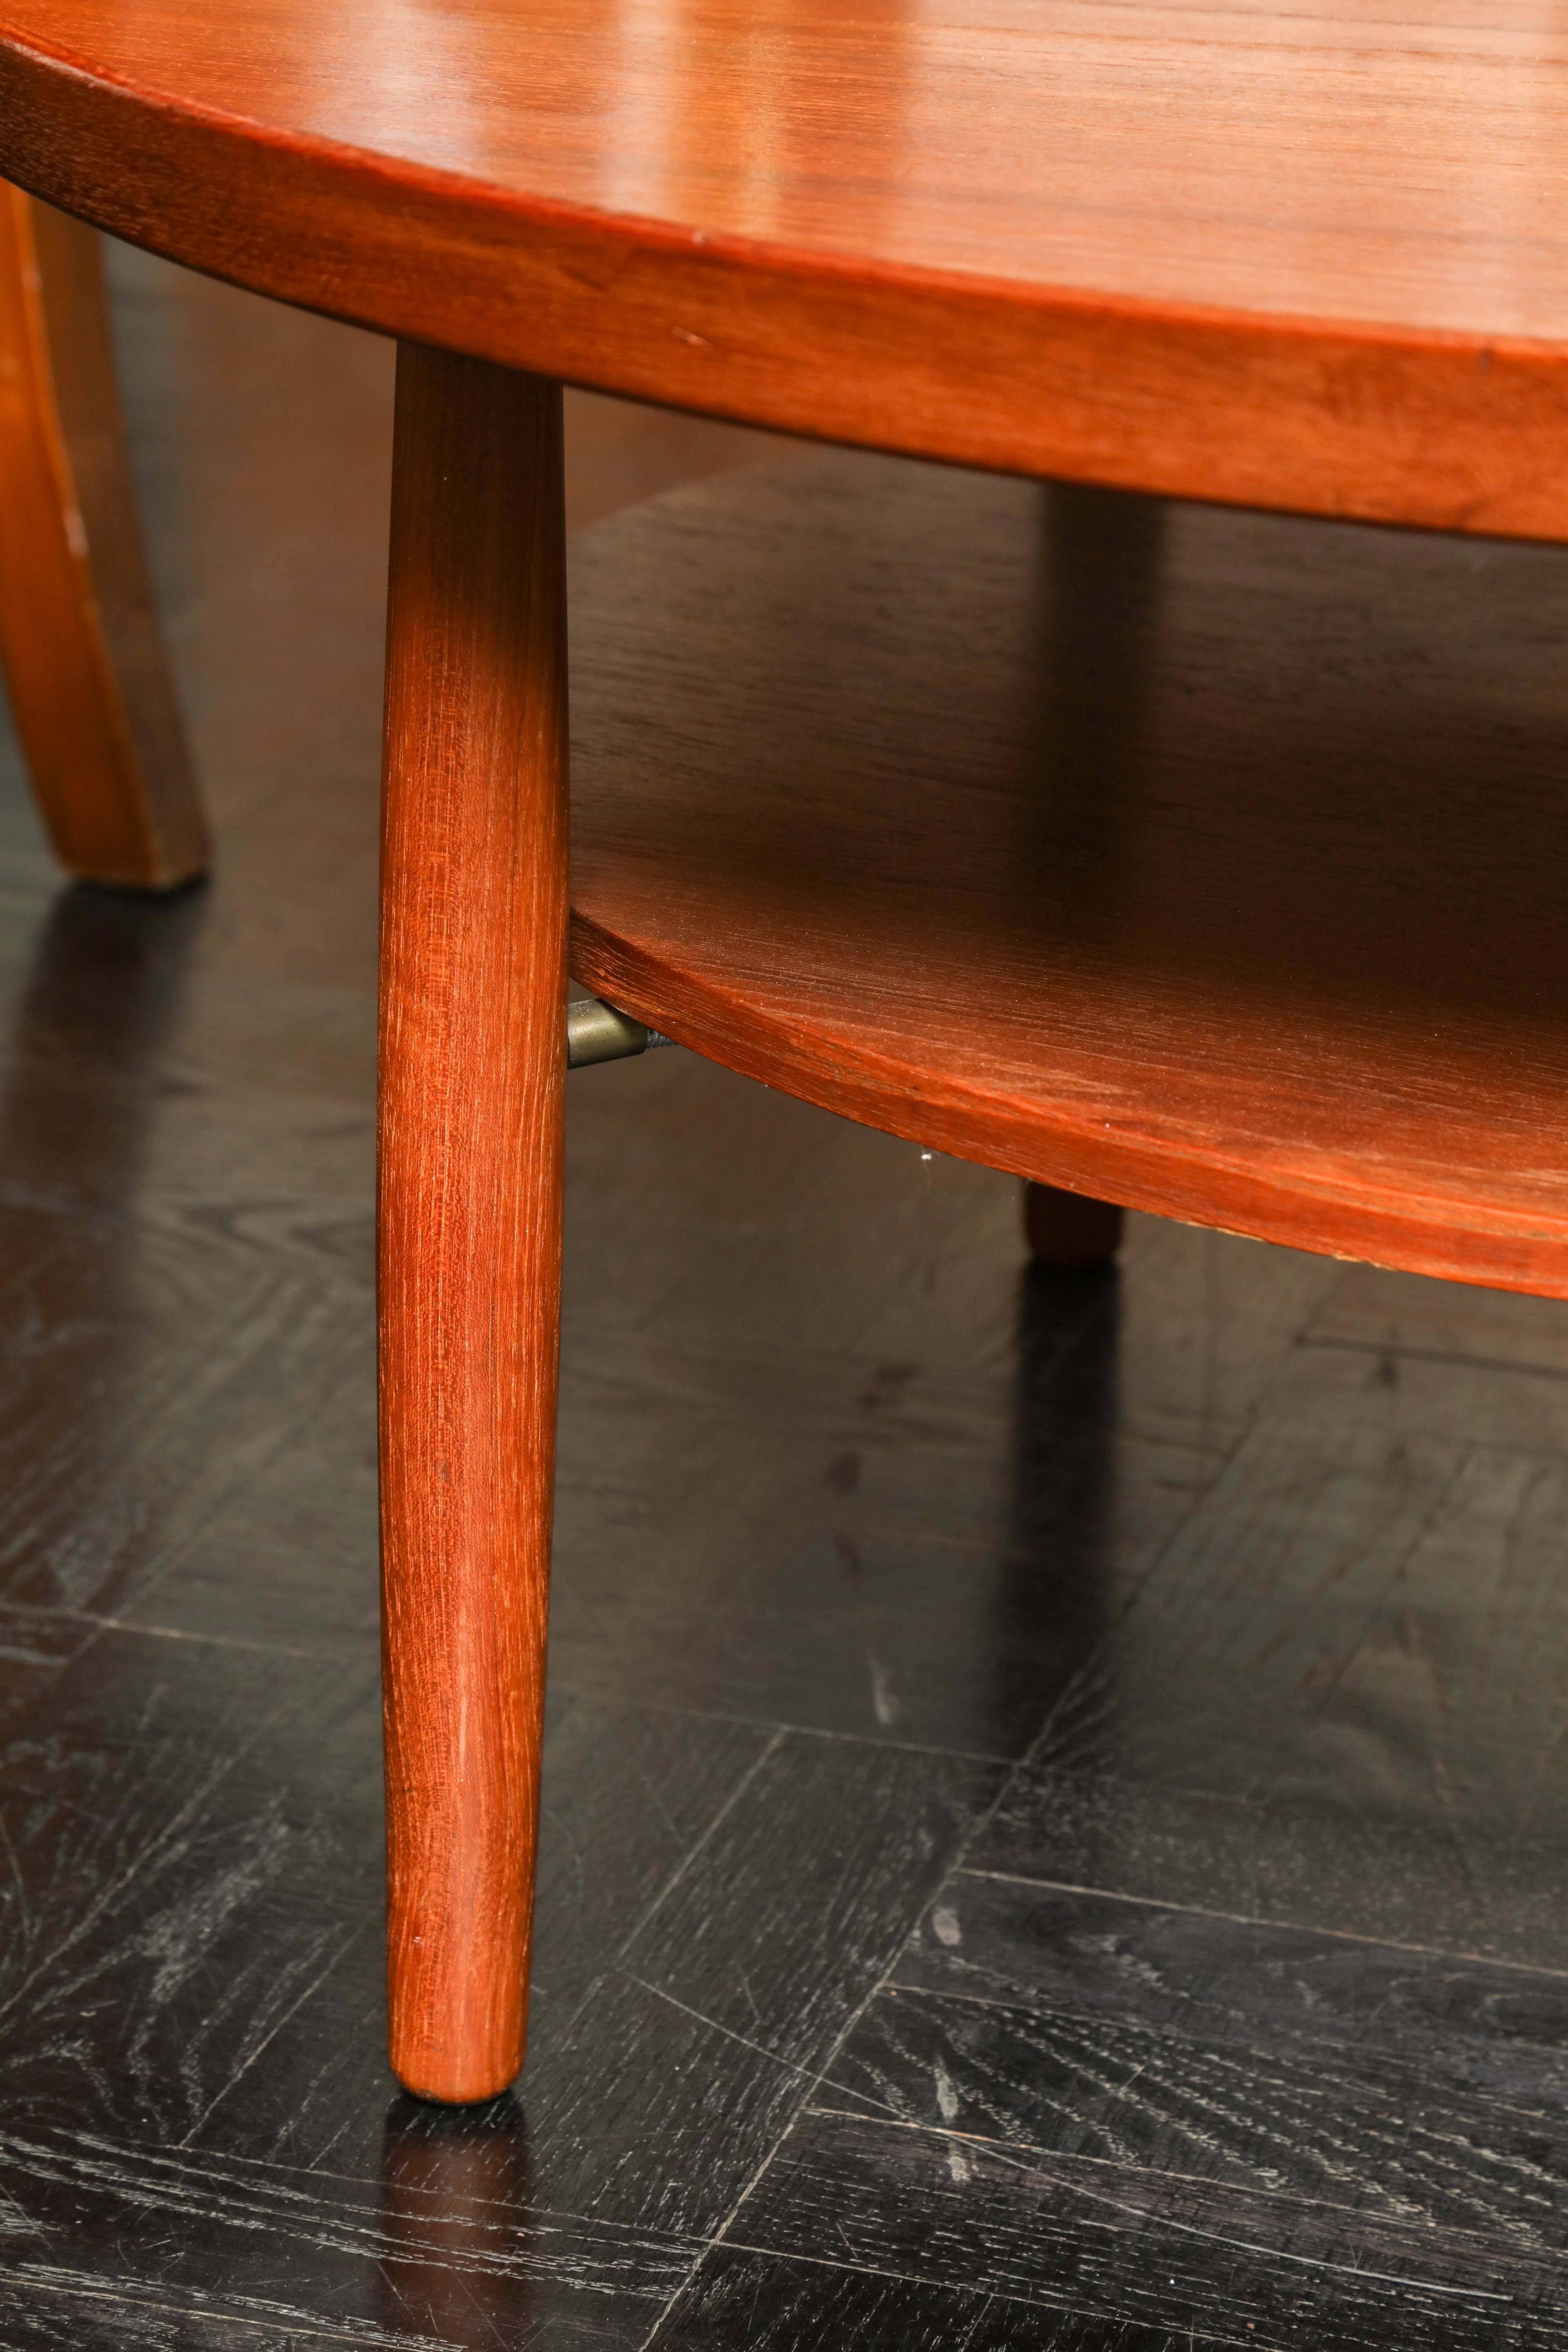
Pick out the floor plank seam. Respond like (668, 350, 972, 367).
(764, 2117, 1539, 2304)
(526, 1717, 794, 2085)
(555, 1690, 1016, 1769)
(800, 2097, 1562, 2263)
(11, 2260, 466, 2349)
(1301, 1334, 1568, 1389)
(47, 1610, 320, 1660)
(9, 2268, 413, 2351)
(949, 1868, 1568, 1979)
(618, 1971, 902, 2120)
(654, 1364, 1270, 2330)
(705, 2230, 1263, 2345)
(637, 1762, 1009, 2339)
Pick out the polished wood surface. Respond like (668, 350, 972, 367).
(3, 250, 1568, 2339)
(2, 4, 1568, 533)
(0, 187, 207, 885)
(379, 347, 568, 2103)
(569, 456, 1568, 1296)
(1023, 1182, 1124, 1271)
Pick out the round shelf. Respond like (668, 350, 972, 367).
(569, 450, 1568, 1294)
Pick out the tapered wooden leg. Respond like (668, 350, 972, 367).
(0, 186, 207, 886)
(379, 346, 568, 2103)
(1022, 1179, 1124, 1268)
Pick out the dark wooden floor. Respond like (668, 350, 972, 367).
(0, 243, 1564, 2350)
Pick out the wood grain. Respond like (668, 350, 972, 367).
(5, 249, 1566, 2344)
(893, 1881, 1568, 2113)
(0, 1624, 383, 2149)
(378, 347, 568, 2103)
(0, 2274, 313, 2352)
(833, 1982, 1568, 2245)
(526, 1698, 772, 2049)
(0, 872, 354, 1626)
(0, 187, 207, 886)
(742, 2105, 1560, 2346)
(568, 453, 1568, 1296)
(0, 2120, 693, 2344)
(520, 1732, 1001, 2236)
(646, 2246, 1215, 2352)
(545, 1307, 1204, 1760)
(2, 4, 1568, 535)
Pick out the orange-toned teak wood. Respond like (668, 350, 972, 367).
(0, 183, 207, 886)
(3, 3, 1568, 540)
(379, 346, 568, 2104)
(9, 0, 1568, 2102)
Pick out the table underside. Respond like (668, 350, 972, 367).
(570, 450, 1568, 1295)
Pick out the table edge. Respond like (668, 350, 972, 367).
(5, 26, 1568, 537)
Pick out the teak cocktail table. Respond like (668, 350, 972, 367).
(1, 0, 1566, 2106)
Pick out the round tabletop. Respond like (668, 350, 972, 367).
(3, 0, 1567, 532)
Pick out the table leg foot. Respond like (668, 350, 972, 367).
(1022, 1178, 1124, 1269)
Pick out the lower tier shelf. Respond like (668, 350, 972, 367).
(567, 448, 1568, 1295)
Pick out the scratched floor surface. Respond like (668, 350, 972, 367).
(0, 241, 1562, 2350)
